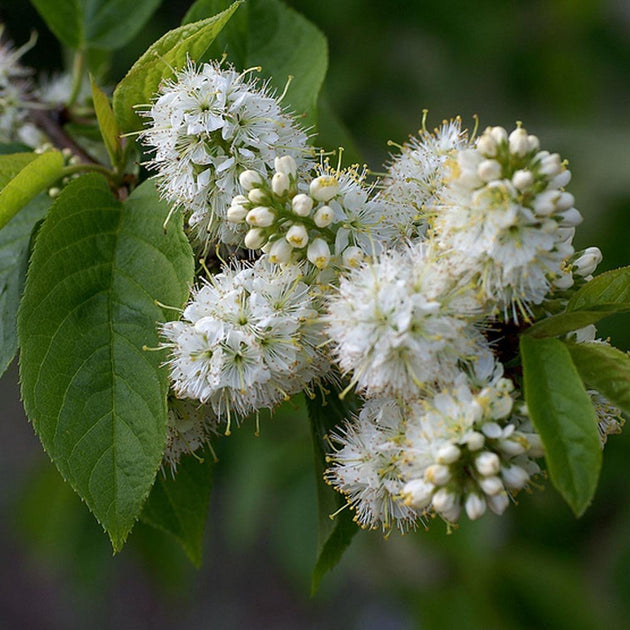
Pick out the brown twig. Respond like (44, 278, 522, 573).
(28, 106, 100, 165)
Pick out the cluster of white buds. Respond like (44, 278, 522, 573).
(228, 157, 409, 271)
(433, 124, 584, 320)
(141, 61, 311, 248)
(326, 359, 544, 531)
(400, 371, 543, 523)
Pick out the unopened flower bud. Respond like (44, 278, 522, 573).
(466, 431, 485, 451)
(437, 443, 461, 465)
(246, 206, 275, 227)
(313, 205, 334, 227)
(487, 491, 510, 515)
(533, 190, 560, 216)
(244, 228, 266, 250)
(292, 193, 313, 217)
(286, 224, 309, 248)
(556, 192, 575, 211)
(539, 153, 563, 177)
(310, 175, 338, 202)
(524, 433, 544, 458)
(490, 126, 508, 144)
(227, 203, 248, 223)
(307, 238, 331, 269)
(512, 169, 534, 190)
(549, 169, 571, 188)
(425, 464, 451, 486)
(558, 207, 582, 227)
(573, 247, 602, 277)
(509, 127, 530, 156)
(268, 238, 293, 264)
(497, 438, 526, 457)
(248, 188, 268, 204)
(274, 155, 297, 177)
(476, 451, 501, 476)
(271, 172, 290, 196)
(478, 159, 502, 182)
(541, 219, 558, 234)
(557, 226, 576, 242)
(402, 479, 435, 509)
(480, 422, 502, 439)
(432, 487, 458, 515)
(477, 131, 497, 157)
(465, 493, 487, 520)
(479, 475, 503, 496)
(239, 169, 263, 191)
(502, 465, 529, 490)
(342, 246, 364, 268)
(553, 273, 574, 290)
(527, 134, 540, 151)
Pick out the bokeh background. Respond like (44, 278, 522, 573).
(1, 1, 630, 628)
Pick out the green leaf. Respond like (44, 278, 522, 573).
(141, 451, 214, 567)
(0, 152, 39, 187)
(82, 0, 163, 50)
(183, 0, 248, 67)
(568, 267, 630, 311)
(520, 335, 602, 516)
(306, 390, 358, 595)
(112, 2, 242, 133)
(18, 176, 194, 550)
(30, 0, 82, 49)
(0, 194, 50, 377)
(90, 76, 123, 168)
(566, 342, 630, 415)
(30, 0, 162, 50)
(0, 151, 64, 231)
(183, 0, 328, 124)
(524, 304, 630, 338)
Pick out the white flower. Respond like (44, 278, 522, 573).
(164, 398, 218, 469)
(141, 61, 311, 248)
(325, 397, 421, 532)
(432, 123, 579, 320)
(382, 118, 470, 235)
(325, 243, 485, 398)
(161, 258, 329, 425)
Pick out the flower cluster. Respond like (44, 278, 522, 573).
(326, 359, 543, 530)
(433, 124, 581, 320)
(227, 157, 410, 271)
(326, 244, 484, 398)
(141, 61, 311, 248)
(322, 122, 607, 530)
(161, 257, 328, 431)
(149, 61, 620, 529)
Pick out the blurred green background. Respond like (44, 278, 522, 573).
(1, 0, 630, 628)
